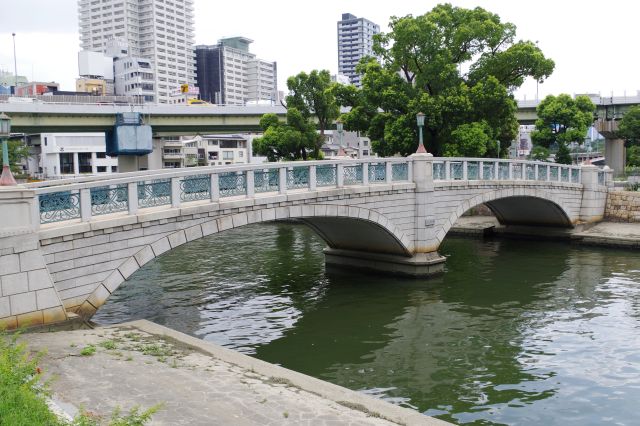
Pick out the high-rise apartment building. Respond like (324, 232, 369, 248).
(337, 13, 380, 87)
(78, 0, 195, 103)
(195, 37, 277, 105)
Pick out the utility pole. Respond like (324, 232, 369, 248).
(12, 33, 18, 94)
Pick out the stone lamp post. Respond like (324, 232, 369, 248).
(416, 112, 427, 154)
(0, 112, 17, 186)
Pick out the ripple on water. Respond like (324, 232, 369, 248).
(94, 224, 640, 425)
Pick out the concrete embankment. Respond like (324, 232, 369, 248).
(451, 216, 640, 249)
(22, 320, 449, 425)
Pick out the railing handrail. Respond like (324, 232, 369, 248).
(430, 157, 583, 170)
(28, 158, 411, 193)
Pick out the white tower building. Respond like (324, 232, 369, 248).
(337, 13, 380, 87)
(78, 0, 195, 103)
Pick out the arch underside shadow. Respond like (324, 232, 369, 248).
(299, 217, 410, 256)
(75, 205, 412, 319)
(485, 196, 572, 227)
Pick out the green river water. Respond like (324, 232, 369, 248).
(93, 222, 640, 425)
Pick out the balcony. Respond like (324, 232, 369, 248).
(162, 152, 184, 160)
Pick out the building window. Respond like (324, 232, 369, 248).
(222, 151, 234, 160)
(44, 137, 48, 146)
(59, 153, 74, 174)
(97, 166, 107, 172)
(238, 151, 243, 157)
(111, 166, 118, 173)
(96, 152, 107, 159)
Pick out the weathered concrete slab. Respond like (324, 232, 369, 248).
(22, 320, 448, 425)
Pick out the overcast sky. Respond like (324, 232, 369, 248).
(0, 0, 638, 100)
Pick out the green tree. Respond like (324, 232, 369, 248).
(285, 70, 339, 155)
(530, 94, 595, 164)
(625, 145, 640, 167)
(618, 105, 640, 145)
(529, 145, 550, 162)
(338, 4, 554, 157)
(5, 139, 30, 174)
(252, 109, 320, 161)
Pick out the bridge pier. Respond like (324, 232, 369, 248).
(324, 248, 446, 277)
(0, 188, 67, 330)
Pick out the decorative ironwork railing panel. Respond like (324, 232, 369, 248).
(369, 163, 386, 183)
(254, 169, 279, 193)
(433, 162, 445, 180)
(180, 175, 210, 202)
(512, 163, 523, 180)
(571, 169, 580, 183)
(560, 167, 570, 182)
(316, 165, 336, 187)
(537, 165, 548, 181)
(343, 165, 363, 185)
(91, 185, 128, 216)
(467, 161, 479, 180)
(550, 166, 559, 181)
(450, 162, 464, 180)
(392, 163, 409, 181)
(287, 167, 310, 190)
(525, 164, 536, 180)
(138, 179, 171, 208)
(219, 172, 247, 197)
(498, 162, 509, 180)
(40, 191, 81, 224)
(482, 162, 495, 180)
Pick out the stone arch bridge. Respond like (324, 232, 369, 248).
(0, 155, 611, 328)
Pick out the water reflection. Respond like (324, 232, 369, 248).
(94, 223, 640, 425)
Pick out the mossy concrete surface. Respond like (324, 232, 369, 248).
(21, 320, 449, 425)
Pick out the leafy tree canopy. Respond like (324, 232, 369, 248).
(6, 139, 30, 174)
(337, 3, 554, 157)
(286, 70, 339, 139)
(252, 109, 321, 162)
(530, 94, 596, 148)
(618, 105, 640, 146)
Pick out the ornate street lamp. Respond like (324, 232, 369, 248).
(0, 112, 17, 186)
(336, 118, 347, 157)
(416, 112, 427, 153)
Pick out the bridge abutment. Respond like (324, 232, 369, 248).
(324, 248, 446, 277)
(0, 188, 67, 330)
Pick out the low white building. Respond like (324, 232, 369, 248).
(140, 134, 250, 170)
(321, 130, 374, 158)
(28, 133, 118, 179)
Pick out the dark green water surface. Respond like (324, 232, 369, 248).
(93, 223, 640, 425)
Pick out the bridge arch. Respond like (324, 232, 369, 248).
(76, 204, 412, 319)
(439, 187, 577, 241)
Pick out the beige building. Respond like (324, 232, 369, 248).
(76, 78, 107, 95)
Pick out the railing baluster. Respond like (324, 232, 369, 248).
(362, 163, 369, 185)
(246, 170, 255, 197)
(171, 177, 180, 208)
(463, 161, 468, 180)
(210, 173, 219, 202)
(337, 163, 345, 187)
(309, 165, 317, 191)
(128, 182, 138, 214)
(80, 188, 91, 222)
(278, 167, 287, 194)
(385, 161, 393, 184)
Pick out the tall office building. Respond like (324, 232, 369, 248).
(78, 0, 195, 103)
(337, 13, 380, 87)
(195, 37, 277, 105)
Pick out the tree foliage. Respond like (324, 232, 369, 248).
(531, 94, 595, 148)
(6, 139, 30, 174)
(252, 109, 321, 161)
(286, 70, 339, 141)
(337, 3, 555, 157)
(530, 94, 595, 164)
(618, 105, 640, 146)
(529, 145, 550, 162)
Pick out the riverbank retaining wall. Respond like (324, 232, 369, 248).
(605, 191, 640, 222)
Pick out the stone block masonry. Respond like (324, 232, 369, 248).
(605, 191, 640, 222)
